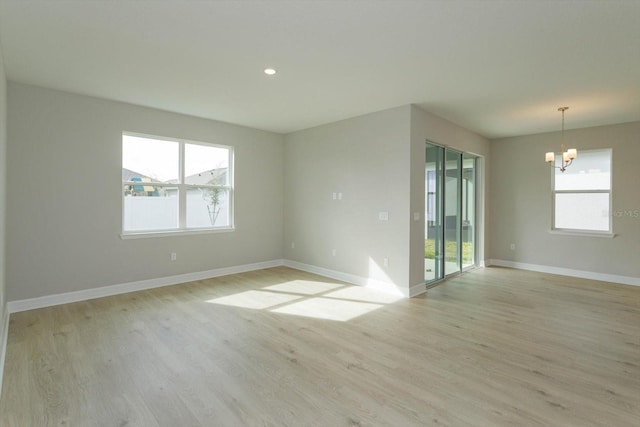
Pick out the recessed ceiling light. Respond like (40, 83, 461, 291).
(264, 68, 276, 76)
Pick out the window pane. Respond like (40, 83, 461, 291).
(555, 149, 611, 191)
(122, 134, 234, 235)
(555, 193, 610, 231)
(123, 186, 178, 231)
(186, 187, 230, 228)
(425, 143, 444, 283)
(123, 135, 179, 183)
(185, 144, 229, 185)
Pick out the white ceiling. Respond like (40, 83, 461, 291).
(0, 0, 638, 138)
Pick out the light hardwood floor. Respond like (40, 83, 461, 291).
(1, 266, 639, 426)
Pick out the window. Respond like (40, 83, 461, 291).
(552, 149, 611, 234)
(122, 133, 233, 235)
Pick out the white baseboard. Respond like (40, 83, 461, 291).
(409, 282, 428, 297)
(0, 305, 9, 401)
(489, 259, 640, 287)
(7, 259, 285, 313)
(7, 257, 426, 314)
(283, 260, 409, 298)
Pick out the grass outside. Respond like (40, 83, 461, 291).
(425, 239, 473, 264)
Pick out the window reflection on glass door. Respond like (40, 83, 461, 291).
(425, 143, 443, 282)
(444, 150, 461, 276)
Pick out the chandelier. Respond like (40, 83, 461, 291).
(545, 107, 577, 172)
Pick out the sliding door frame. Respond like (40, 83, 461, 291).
(425, 141, 478, 285)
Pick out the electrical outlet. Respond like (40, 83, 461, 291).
(171, 252, 177, 261)
(510, 243, 516, 251)
(332, 249, 337, 256)
(383, 258, 389, 267)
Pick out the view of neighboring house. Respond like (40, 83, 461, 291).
(122, 166, 231, 231)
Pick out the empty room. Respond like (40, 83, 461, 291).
(0, 1, 639, 426)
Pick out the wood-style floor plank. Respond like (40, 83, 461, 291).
(1, 266, 639, 426)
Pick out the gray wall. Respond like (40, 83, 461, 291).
(283, 105, 490, 295)
(284, 106, 412, 293)
(7, 83, 284, 301)
(490, 121, 640, 278)
(409, 105, 491, 287)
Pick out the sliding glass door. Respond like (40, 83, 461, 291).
(425, 142, 477, 284)
(425, 144, 443, 282)
(444, 150, 461, 276)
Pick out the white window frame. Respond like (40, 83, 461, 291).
(121, 131, 234, 238)
(550, 148, 613, 237)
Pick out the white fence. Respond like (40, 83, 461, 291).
(124, 191, 229, 231)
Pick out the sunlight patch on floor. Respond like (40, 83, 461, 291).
(206, 277, 398, 321)
(271, 297, 383, 322)
(206, 290, 301, 310)
(262, 280, 343, 295)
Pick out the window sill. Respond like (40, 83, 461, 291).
(548, 229, 616, 238)
(120, 227, 235, 239)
